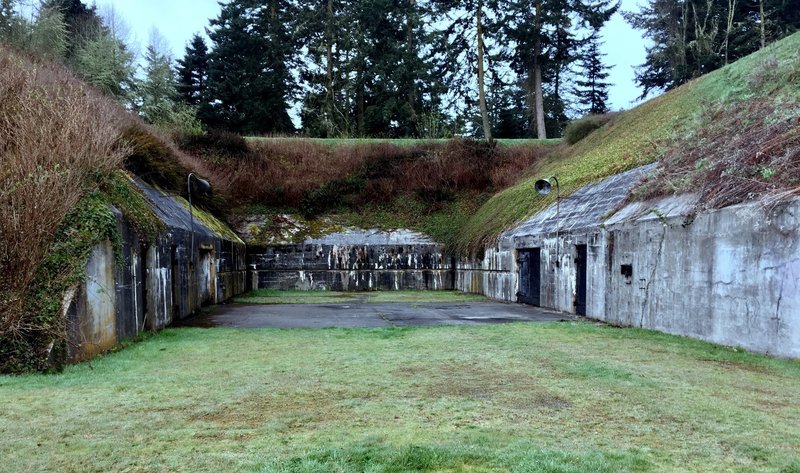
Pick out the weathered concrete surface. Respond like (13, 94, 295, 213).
(455, 165, 657, 301)
(70, 241, 117, 359)
(134, 178, 247, 325)
(600, 196, 800, 358)
(65, 178, 248, 362)
(256, 268, 452, 291)
(455, 164, 800, 358)
(249, 229, 453, 291)
(179, 301, 572, 328)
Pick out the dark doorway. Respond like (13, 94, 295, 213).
(575, 244, 587, 315)
(171, 245, 180, 320)
(518, 248, 541, 306)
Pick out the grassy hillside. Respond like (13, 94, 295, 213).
(198, 33, 799, 255)
(452, 32, 800, 255)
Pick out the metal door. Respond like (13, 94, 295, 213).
(575, 244, 587, 315)
(518, 248, 541, 306)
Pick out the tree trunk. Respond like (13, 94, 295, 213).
(759, 0, 766, 48)
(406, 0, 418, 132)
(325, 0, 335, 134)
(724, 0, 736, 64)
(533, 63, 546, 139)
(533, 0, 546, 139)
(476, 0, 492, 141)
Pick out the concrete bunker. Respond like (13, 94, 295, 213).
(65, 178, 247, 362)
(456, 164, 799, 358)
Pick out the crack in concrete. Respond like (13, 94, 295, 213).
(378, 312, 395, 327)
(761, 257, 800, 271)
(641, 227, 666, 328)
(774, 277, 784, 335)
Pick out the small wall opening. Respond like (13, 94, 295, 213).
(620, 264, 633, 284)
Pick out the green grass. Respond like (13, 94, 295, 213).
(233, 289, 488, 305)
(451, 32, 800, 255)
(1, 323, 798, 472)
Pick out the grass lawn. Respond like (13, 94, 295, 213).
(1, 323, 799, 472)
(232, 289, 488, 305)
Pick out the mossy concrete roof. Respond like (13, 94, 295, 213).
(133, 178, 243, 244)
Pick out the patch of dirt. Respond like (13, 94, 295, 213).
(706, 359, 778, 375)
(188, 388, 359, 429)
(392, 361, 572, 412)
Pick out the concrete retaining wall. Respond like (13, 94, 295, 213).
(455, 164, 800, 358)
(65, 179, 247, 362)
(249, 230, 454, 291)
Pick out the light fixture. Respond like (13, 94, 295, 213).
(187, 173, 212, 259)
(535, 176, 560, 267)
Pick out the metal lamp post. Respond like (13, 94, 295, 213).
(535, 176, 560, 267)
(187, 173, 212, 259)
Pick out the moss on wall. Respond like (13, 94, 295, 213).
(177, 197, 244, 244)
(1, 192, 120, 373)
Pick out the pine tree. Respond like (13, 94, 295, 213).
(176, 34, 209, 107)
(429, 0, 497, 140)
(626, 0, 800, 98)
(72, 29, 136, 102)
(29, 6, 69, 61)
(0, 0, 27, 48)
(295, 0, 355, 137)
(140, 32, 177, 125)
(497, 0, 618, 138)
(42, 0, 103, 59)
(574, 32, 611, 115)
(205, 0, 295, 134)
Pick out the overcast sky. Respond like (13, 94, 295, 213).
(90, 0, 648, 112)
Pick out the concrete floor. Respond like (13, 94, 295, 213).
(178, 301, 574, 329)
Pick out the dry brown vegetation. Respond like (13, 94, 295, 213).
(631, 98, 800, 211)
(0, 47, 210, 372)
(180, 135, 553, 217)
(0, 48, 127, 345)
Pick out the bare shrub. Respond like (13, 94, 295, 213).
(629, 98, 800, 210)
(563, 113, 619, 145)
(194, 138, 549, 215)
(0, 48, 127, 349)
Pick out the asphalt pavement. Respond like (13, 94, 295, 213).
(177, 301, 574, 328)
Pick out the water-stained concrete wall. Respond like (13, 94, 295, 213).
(599, 196, 800, 357)
(65, 179, 247, 362)
(249, 230, 454, 291)
(456, 164, 800, 358)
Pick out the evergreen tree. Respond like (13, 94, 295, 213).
(490, 78, 530, 138)
(346, 0, 439, 137)
(42, 0, 103, 59)
(429, 0, 499, 140)
(205, 0, 295, 134)
(296, 0, 356, 137)
(29, 5, 68, 61)
(176, 33, 209, 107)
(626, 0, 800, 98)
(497, 0, 618, 138)
(574, 32, 611, 115)
(140, 32, 177, 124)
(72, 29, 136, 102)
(0, 0, 23, 45)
